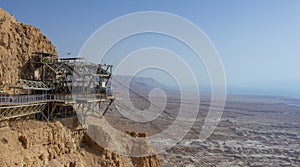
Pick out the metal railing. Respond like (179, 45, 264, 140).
(0, 93, 112, 105)
(0, 94, 54, 104)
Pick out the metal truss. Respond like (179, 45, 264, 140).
(19, 79, 49, 90)
(74, 98, 114, 125)
(0, 103, 47, 121)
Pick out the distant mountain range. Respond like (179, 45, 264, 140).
(110, 75, 167, 93)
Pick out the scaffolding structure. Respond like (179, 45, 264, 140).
(0, 52, 114, 122)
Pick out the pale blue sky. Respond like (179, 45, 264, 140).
(1, 0, 300, 97)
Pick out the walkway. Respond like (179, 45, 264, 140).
(0, 94, 113, 121)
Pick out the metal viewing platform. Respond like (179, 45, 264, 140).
(0, 52, 114, 122)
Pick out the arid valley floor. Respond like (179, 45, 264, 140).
(105, 91, 300, 167)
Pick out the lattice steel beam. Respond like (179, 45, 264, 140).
(0, 103, 47, 121)
(19, 79, 50, 90)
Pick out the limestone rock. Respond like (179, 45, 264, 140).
(0, 119, 161, 167)
(0, 8, 57, 93)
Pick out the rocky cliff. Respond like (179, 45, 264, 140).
(0, 118, 160, 167)
(0, 8, 57, 92)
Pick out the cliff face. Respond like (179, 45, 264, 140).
(0, 8, 57, 92)
(0, 119, 160, 167)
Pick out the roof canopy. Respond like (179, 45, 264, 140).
(59, 57, 84, 61)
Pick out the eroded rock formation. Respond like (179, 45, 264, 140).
(0, 8, 57, 92)
(0, 119, 160, 167)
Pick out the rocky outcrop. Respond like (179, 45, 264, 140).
(0, 119, 160, 167)
(0, 8, 57, 92)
